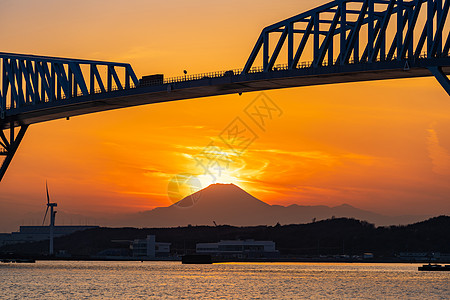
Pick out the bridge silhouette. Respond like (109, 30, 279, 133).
(0, 0, 449, 181)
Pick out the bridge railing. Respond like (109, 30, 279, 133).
(137, 51, 436, 88)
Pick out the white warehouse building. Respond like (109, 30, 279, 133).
(131, 235, 171, 258)
(196, 239, 279, 258)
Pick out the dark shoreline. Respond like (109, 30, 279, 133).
(2, 256, 450, 264)
(2, 216, 449, 262)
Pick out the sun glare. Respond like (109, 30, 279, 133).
(197, 169, 246, 190)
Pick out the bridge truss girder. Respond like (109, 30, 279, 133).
(243, 0, 450, 73)
(0, 122, 28, 181)
(429, 66, 450, 94)
(0, 52, 139, 114)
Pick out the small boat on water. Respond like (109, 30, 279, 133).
(182, 254, 213, 264)
(418, 264, 450, 271)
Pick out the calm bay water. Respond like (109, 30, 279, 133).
(0, 261, 448, 299)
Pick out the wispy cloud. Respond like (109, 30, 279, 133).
(157, 125, 206, 130)
(427, 125, 450, 176)
(117, 191, 168, 198)
(249, 148, 379, 167)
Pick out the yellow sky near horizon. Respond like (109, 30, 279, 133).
(0, 0, 449, 224)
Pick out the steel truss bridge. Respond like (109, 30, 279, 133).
(0, 0, 449, 181)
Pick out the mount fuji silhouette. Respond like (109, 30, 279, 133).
(113, 184, 427, 227)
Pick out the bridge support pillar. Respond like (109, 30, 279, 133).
(429, 67, 450, 96)
(0, 122, 29, 181)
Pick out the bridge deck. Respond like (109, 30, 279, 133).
(6, 57, 450, 127)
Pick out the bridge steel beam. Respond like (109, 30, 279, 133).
(429, 66, 450, 95)
(0, 122, 28, 181)
(400, 0, 423, 59)
(432, 0, 450, 56)
(445, 32, 450, 54)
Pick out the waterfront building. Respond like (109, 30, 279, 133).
(398, 252, 450, 261)
(0, 226, 99, 247)
(196, 239, 279, 258)
(131, 235, 171, 258)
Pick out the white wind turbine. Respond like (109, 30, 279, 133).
(42, 181, 57, 256)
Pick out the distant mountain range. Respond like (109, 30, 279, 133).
(109, 184, 429, 228)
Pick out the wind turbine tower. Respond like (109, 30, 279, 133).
(42, 182, 57, 255)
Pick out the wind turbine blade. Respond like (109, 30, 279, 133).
(42, 206, 49, 226)
(46, 181, 50, 204)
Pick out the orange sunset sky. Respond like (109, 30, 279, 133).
(0, 0, 449, 229)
